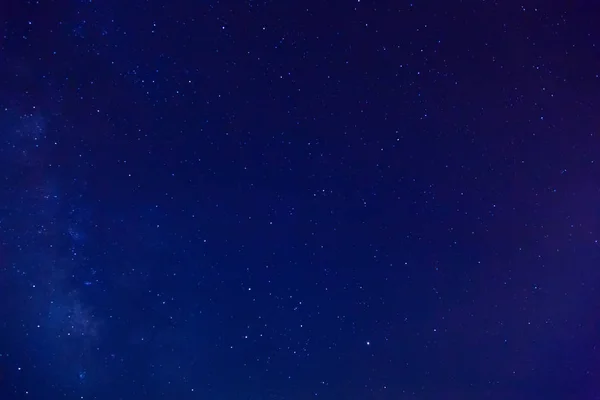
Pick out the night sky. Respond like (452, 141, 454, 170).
(1, 1, 599, 399)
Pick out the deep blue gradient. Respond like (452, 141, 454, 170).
(1, 1, 599, 399)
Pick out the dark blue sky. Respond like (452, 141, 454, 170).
(1, 1, 599, 399)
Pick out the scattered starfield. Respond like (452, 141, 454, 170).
(1, 1, 599, 399)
